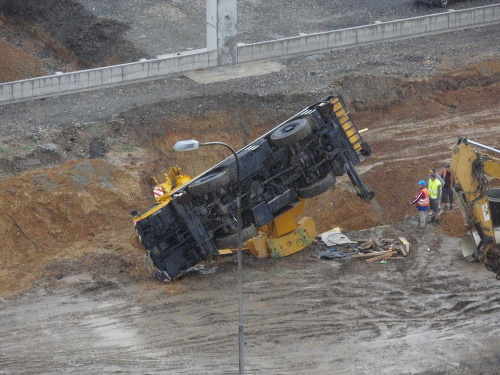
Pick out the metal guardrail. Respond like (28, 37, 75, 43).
(0, 4, 499, 105)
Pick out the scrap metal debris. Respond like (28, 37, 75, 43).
(320, 230, 352, 246)
(311, 247, 359, 259)
(313, 230, 410, 262)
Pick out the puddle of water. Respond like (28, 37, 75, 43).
(84, 315, 142, 349)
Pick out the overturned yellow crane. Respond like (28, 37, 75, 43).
(150, 168, 316, 259)
(132, 95, 374, 281)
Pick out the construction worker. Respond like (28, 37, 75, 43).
(427, 168, 444, 217)
(428, 167, 445, 185)
(428, 173, 442, 224)
(441, 163, 455, 210)
(410, 180, 430, 228)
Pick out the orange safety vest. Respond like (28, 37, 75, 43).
(441, 170, 454, 188)
(417, 188, 430, 207)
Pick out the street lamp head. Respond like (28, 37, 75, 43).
(173, 140, 200, 152)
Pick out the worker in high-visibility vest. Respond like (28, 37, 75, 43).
(440, 163, 455, 210)
(410, 180, 430, 228)
(427, 173, 442, 225)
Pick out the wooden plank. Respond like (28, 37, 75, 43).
(366, 251, 397, 263)
(398, 244, 407, 257)
(324, 227, 342, 234)
(351, 250, 392, 258)
(218, 247, 250, 255)
(359, 240, 374, 249)
(399, 237, 410, 253)
(380, 238, 395, 243)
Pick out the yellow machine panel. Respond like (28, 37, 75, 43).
(268, 217, 317, 258)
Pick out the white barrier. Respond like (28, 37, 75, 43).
(1, 5, 499, 105)
(237, 5, 499, 62)
(1, 49, 218, 104)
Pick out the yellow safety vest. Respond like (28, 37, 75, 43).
(428, 178, 442, 199)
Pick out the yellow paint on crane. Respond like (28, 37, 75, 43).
(268, 217, 317, 258)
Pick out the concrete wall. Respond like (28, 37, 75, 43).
(0, 50, 218, 104)
(1, 5, 499, 105)
(238, 5, 500, 62)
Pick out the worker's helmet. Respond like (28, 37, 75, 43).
(419, 180, 426, 186)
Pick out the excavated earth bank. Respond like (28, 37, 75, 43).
(1, 59, 499, 297)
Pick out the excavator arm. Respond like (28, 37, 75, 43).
(451, 137, 500, 279)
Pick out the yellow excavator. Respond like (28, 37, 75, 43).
(451, 137, 500, 279)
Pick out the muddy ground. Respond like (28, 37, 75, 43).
(1, 2, 500, 375)
(1, 222, 499, 374)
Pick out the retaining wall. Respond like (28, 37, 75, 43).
(1, 4, 499, 105)
(237, 5, 500, 62)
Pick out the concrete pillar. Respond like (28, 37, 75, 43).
(207, 0, 237, 66)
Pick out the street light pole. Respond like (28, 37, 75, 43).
(173, 140, 244, 375)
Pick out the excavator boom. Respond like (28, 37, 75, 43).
(451, 137, 500, 279)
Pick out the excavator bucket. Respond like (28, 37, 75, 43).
(460, 188, 500, 261)
(460, 232, 480, 261)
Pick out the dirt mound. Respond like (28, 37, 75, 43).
(0, 0, 145, 80)
(0, 157, 152, 296)
(0, 38, 44, 82)
(0, 9, 81, 80)
(438, 208, 468, 237)
(334, 59, 500, 124)
(302, 183, 379, 233)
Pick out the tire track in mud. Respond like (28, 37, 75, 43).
(0, 286, 241, 374)
(1, 223, 499, 375)
(235, 226, 500, 372)
(367, 107, 500, 166)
